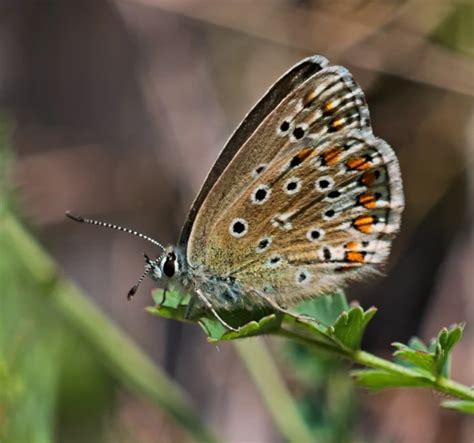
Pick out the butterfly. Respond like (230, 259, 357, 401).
(67, 54, 404, 331)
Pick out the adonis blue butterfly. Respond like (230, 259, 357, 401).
(67, 55, 404, 330)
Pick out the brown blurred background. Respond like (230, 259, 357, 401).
(1, 0, 473, 442)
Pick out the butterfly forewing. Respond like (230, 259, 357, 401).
(180, 55, 329, 250)
(185, 57, 371, 263)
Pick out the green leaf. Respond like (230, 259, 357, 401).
(148, 288, 367, 352)
(146, 288, 474, 408)
(295, 290, 349, 326)
(391, 325, 464, 378)
(147, 288, 192, 322)
(441, 400, 474, 414)
(434, 324, 464, 377)
(148, 288, 347, 346)
(151, 287, 190, 309)
(327, 306, 377, 351)
(406, 336, 429, 352)
(352, 369, 432, 390)
(148, 287, 282, 341)
(392, 342, 436, 375)
(203, 314, 283, 342)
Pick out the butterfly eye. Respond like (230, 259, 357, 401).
(229, 218, 248, 238)
(161, 252, 177, 278)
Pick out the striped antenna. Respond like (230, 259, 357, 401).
(65, 211, 166, 252)
(127, 254, 156, 300)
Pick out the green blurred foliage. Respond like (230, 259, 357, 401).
(0, 118, 117, 443)
(432, 1, 474, 57)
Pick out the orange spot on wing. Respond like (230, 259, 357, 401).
(330, 118, 344, 130)
(353, 215, 375, 233)
(360, 171, 377, 186)
(346, 156, 371, 171)
(296, 147, 313, 161)
(303, 90, 318, 107)
(346, 241, 358, 250)
(346, 251, 366, 263)
(322, 147, 343, 166)
(324, 100, 336, 112)
(358, 192, 377, 208)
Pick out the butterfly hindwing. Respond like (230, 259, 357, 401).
(202, 130, 403, 305)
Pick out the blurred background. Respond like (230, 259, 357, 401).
(0, 1, 473, 442)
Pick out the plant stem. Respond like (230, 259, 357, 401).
(234, 339, 315, 443)
(352, 351, 474, 400)
(276, 327, 347, 358)
(276, 323, 474, 402)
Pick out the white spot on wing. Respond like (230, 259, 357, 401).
(315, 176, 335, 192)
(250, 184, 271, 205)
(229, 218, 248, 238)
(271, 213, 293, 231)
(295, 268, 312, 285)
(266, 254, 283, 269)
(283, 177, 302, 195)
(252, 163, 268, 178)
(306, 228, 325, 242)
(256, 237, 272, 253)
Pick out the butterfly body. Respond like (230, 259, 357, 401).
(157, 246, 246, 309)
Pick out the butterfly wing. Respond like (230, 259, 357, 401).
(182, 56, 403, 306)
(205, 130, 404, 305)
(179, 55, 329, 248)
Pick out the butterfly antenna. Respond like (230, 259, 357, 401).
(65, 211, 166, 252)
(127, 254, 154, 300)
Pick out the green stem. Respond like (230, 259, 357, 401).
(1, 212, 218, 443)
(276, 324, 474, 402)
(234, 339, 315, 443)
(276, 327, 348, 359)
(352, 351, 474, 400)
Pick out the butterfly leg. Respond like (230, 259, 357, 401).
(184, 296, 197, 320)
(195, 289, 240, 332)
(156, 285, 168, 306)
(253, 290, 314, 323)
(253, 290, 293, 315)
